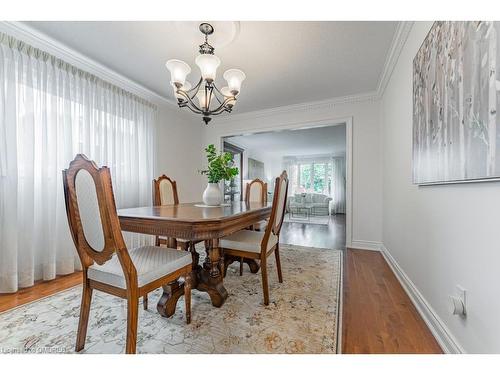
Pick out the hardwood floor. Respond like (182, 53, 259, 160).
(0, 272, 82, 313)
(281, 214, 441, 353)
(280, 214, 346, 249)
(0, 216, 441, 354)
(342, 249, 442, 353)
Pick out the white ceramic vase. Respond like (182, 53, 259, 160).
(202, 182, 222, 206)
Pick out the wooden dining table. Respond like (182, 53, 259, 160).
(117, 201, 272, 317)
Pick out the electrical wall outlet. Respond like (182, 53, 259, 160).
(449, 285, 467, 316)
(456, 285, 466, 315)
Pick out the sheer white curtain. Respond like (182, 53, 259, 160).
(331, 157, 346, 214)
(282, 158, 298, 194)
(0, 33, 156, 293)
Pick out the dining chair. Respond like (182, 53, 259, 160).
(152, 174, 201, 250)
(149, 174, 203, 310)
(230, 178, 268, 276)
(63, 155, 193, 354)
(221, 171, 288, 305)
(245, 178, 268, 231)
(152, 174, 179, 246)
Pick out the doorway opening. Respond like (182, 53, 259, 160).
(222, 122, 348, 250)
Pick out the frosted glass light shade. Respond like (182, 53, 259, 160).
(220, 86, 234, 97)
(196, 90, 211, 110)
(172, 81, 191, 100)
(166, 59, 191, 87)
(223, 69, 246, 95)
(195, 54, 221, 82)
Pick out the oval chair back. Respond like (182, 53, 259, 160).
(63, 155, 192, 354)
(153, 175, 179, 206)
(245, 178, 267, 204)
(62, 154, 132, 272)
(261, 171, 288, 252)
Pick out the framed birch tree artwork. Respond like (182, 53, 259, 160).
(413, 21, 500, 184)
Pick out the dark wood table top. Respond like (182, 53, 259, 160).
(118, 201, 272, 223)
(117, 201, 272, 312)
(117, 201, 272, 241)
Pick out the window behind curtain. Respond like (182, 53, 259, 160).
(294, 160, 333, 195)
(0, 32, 157, 292)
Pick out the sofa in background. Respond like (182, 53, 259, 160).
(286, 193, 333, 216)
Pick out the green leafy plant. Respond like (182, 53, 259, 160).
(200, 144, 239, 183)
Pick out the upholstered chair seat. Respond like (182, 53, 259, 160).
(63, 155, 192, 354)
(229, 178, 269, 274)
(88, 246, 192, 289)
(221, 230, 278, 254)
(252, 219, 268, 231)
(221, 171, 288, 305)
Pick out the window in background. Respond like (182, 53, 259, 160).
(295, 161, 332, 195)
(283, 155, 346, 215)
(299, 164, 312, 191)
(313, 163, 328, 193)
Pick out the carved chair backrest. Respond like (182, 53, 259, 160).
(63, 154, 131, 273)
(245, 178, 267, 204)
(261, 171, 289, 253)
(153, 175, 179, 206)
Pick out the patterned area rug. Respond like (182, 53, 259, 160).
(0, 244, 342, 354)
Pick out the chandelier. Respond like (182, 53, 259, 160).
(166, 23, 246, 125)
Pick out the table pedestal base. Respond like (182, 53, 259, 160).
(195, 265, 228, 307)
(157, 280, 184, 318)
(156, 238, 228, 318)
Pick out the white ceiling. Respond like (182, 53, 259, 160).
(24, 21, 398, 113)
(225, 124, 346, 157)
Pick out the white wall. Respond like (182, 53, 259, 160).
(155, 103, 204, 203)
(203, 99, 383, 247)
(242, 149, 283, 182)
(381, 22, 500, 353)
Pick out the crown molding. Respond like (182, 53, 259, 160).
(214, 21, 413, 125)
(375, 21, 414, 97)
(214, 90, 379, 125)
(0, 21, 414, 121)
(0, 21, 176, 107)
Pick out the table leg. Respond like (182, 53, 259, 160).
(189, 242, 200, 286)
(167, 237, 178, 249)
(197, 238, 228, 307)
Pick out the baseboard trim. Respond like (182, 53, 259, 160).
(336, 250, 344, 354)
(349, 240, 382, 251)
(380, 244, 465, 354)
